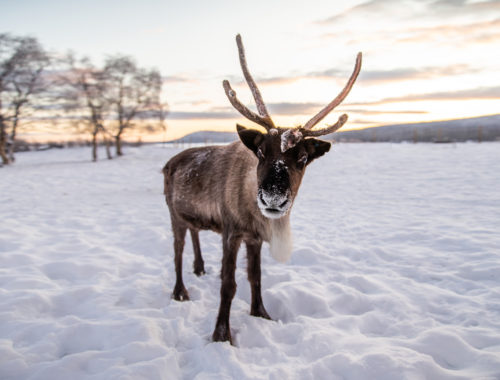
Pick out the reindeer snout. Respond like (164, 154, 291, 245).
(260, 189, 288, 207)
(257, 188, 291, 219)
(259, 192, 269, 206)
(257, 160, 293, 219)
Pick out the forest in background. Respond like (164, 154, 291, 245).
(0, 33, 167, 164)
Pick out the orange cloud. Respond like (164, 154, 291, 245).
(348, 85, 500, 105)
(397, 18, 500, 45)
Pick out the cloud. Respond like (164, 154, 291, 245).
(168, 111, 235, 120)
(344, 108, 429, 115)
(319, 0, 500, 25)
(236, 63, 477, 88)
(317, 0, 500, 50)
(162, 75, 194, 84)
(360, 68, 437, 83)
(176, 99, 212, 107)
(256, 77, 301, 86)
(318, 0, 404, 25)
(312, 64, 478, 84)
(431, 0, 500, 14)
(396, 18, 500, 45)
(350, 118, 384, 125)
(232, 76, 300, 87)
(349, 85, 500, 105)
(268, 102, 323, 115)
(167, 102, 329, 120)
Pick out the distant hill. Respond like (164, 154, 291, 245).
(169, 131, 238, 144)
(331, 114, 500, 143)
(169, 114, 500, 144)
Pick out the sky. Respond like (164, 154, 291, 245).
(2, 0, 500, 140)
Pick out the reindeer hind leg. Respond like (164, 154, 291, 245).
(190, 228, 206, 276)
(172, 224, 190, 301)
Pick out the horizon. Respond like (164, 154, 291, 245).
(17, 112, 499, 145)
(2, 0, 500, 141)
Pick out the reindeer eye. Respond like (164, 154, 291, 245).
(257, 148, 265, 160)
(298, 154, 307, 166)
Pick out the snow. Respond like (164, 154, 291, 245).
(1, 142, 500, 380)
(280, 129, 302, 152)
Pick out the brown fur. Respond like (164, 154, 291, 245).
(165, 35, 360, 344)
(163, 127, 330, 344)
(164, 142, 269, 239)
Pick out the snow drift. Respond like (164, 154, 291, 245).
(1, 142, 499, 379)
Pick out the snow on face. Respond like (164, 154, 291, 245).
(257, 159, 292, 219)
(281, 129, 303, 153)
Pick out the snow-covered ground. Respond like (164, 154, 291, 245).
(1, 142, 499, 380)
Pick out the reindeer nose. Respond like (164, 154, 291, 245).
(259, 192, 268, 206)
(257, 188, 292, 219)
(259, 189, 289, 209)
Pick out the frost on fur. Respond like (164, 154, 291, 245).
(281, 129, 303, 152)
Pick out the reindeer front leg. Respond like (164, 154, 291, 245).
(212, 231, 242, 344)
(246, 240, 271, 320)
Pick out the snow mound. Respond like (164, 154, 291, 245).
(1, 143, 500, 379)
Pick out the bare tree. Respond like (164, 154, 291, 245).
(0, 36, 167, 163)
(103, 55, 166, 156)
(61, 55, 111, 161)
(0, 34, 50, 164)
(0, 34, 16, 164)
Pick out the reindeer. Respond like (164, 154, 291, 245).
(163, 35, 361, 344)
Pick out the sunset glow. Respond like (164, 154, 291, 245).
(2, 0, 499, 141)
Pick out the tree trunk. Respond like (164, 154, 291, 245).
(0, 143, 9, 165)
(115, 135, 123, 156)
(7, 139, 15, 163)
(92, 131, 98, 162)
(0, 84, 8, 165)
(104, 134, 112, 160)
(0, 122, 9, 165)
(8, 117, 19, 163)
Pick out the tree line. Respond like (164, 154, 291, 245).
(0, 33, 167, 165)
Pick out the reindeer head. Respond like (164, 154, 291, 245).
(224, 35, 362, 219)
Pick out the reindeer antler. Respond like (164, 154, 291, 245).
(224, 35, 362, 138)
(302, 52, 362, 135)
(223, 34, 275, 131)
(300, 114, 348, 137)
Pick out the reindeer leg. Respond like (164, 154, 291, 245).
(172, 224, 189, 301)
(190, 228, 205, 276)
(246, 240, 272, 320)
(212, 231, 242, 344)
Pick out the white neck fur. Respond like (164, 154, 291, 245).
(269, 216, 293, 263)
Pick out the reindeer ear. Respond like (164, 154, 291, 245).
(237, 124, 265, 154)
(303, 138, 331, 164)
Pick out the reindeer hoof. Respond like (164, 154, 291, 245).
(212, 324, 233, 345)
(172, 285, 190, 301)
(193, 261, 206, 276)
(251, 305, 272, 320)
(193, 267, 206, 276)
